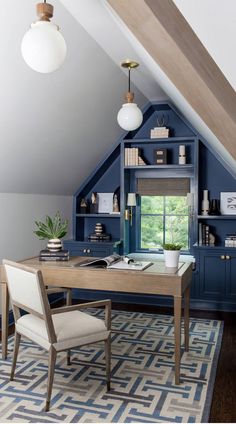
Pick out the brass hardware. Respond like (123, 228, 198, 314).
(220, 255, 225, 260)
(124, 208, 134, 226)
(124, 209, 131, 221)
(121, 60, 139, 69)
(120, 61, 140, 104)
(226, 255, 231, 260)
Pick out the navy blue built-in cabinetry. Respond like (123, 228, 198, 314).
(64, 101, 236, 311)
(193, 247, 236, 310)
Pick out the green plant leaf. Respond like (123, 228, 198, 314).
(33, 212, 68, 240)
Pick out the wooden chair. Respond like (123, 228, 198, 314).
(3, 259, 111, 412)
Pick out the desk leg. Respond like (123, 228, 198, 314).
(184, 286, 190, 352)
(1, 283, 9, 360)
(174, 295, 182, 385)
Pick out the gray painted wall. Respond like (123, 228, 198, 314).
(0, 0, 147, 195)
(0, 193, 72, 312)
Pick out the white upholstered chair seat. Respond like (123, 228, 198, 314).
(16, 311, 108, 351)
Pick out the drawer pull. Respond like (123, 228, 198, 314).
(83, 249, 87, 253)
(226, 255, 231, 260)
(220, 255, 225, 260)
(87, 249, 91, 254)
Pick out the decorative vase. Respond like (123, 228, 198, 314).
(201, 190, 209, 215)
(164, 250, 180, 268)
(178, 145, 186, 165)
(47, 238, 62, 252)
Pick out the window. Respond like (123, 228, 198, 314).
(140, 195, 189, 250)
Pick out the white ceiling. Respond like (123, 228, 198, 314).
(0, 0, 235, 196)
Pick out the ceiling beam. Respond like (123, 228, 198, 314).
(107, 0, 236, 160)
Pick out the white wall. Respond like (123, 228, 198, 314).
(0, 193, 73, 313)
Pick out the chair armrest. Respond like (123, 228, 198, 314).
(51, 299, 111, 330)
(46, 287, 72, 306)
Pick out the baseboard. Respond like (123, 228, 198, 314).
(71, 289, 236, 312)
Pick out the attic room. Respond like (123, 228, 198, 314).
(0, 0, 235, 423)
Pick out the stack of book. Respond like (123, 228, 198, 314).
(39, 249, 69, 261)
(225, 234, 236, 247)
(198, 223, 211, 246)
(150, 127, 169, 139)
(124, 148, 147, 166)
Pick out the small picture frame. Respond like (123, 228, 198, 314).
(153, 149, 167, 165)
(97, 193, 114, 214)
(220, 192, 236, 215)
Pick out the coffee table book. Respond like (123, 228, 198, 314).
(39, 249, 69, 261)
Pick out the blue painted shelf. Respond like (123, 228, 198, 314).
(197, 215, 236, 220)
(124, 164, 194, 170)
(76, 214, 120, 218)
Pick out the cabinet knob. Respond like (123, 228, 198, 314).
(220, 255, 225, 260)
(87, 249, 91, 254)
(226, 255, 231, 260)
(83, 249, 87, 253)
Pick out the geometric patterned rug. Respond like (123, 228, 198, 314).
(0, 310, 223, 423)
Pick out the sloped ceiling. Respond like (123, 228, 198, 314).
(105, 0, 236, 177)
(1, 0, 235, 196)
(173, 0, 236, 90)
(0, 0, 148, 195)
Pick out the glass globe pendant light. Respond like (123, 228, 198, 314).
(21, 1, 67, 73)
(117, 60, 143, 131)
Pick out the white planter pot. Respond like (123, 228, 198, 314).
(164, 250, 180, 268)
(47, 238, 62, 252)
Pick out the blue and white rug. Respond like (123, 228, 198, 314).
(0, 310, 223, 423)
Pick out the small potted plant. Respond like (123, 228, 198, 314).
(163, 243, 182, 268)
(34, 211, 68, 252)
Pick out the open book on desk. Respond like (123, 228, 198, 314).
(77, 254, 152, 271)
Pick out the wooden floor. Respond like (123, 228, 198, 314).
(1, 303, 236, 423)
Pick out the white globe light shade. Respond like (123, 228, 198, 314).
(21, 21, 67, 73)
(117, 103, 143, 131)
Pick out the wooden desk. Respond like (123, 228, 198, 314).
(0, 257, 192, 384)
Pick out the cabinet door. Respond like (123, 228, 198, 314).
(226, 253, 236, 299)
(199, 251, 226, 299)
(70, 246, 113, 257)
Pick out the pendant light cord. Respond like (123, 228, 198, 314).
(128, 67, 131, 92)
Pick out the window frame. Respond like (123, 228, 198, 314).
(137, 194, 190, 252)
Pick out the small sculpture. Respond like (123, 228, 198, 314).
(113, 194, 119, 213)
(88, 222, 111, 241)
(150, 113, 169, 138)
(201, 190, 209, 216)
(90, 192, 98, 214)
(80, 198, 88, 214)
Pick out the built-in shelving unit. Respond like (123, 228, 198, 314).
(63, 100, 236, 311)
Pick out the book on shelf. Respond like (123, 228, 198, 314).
(76, 254, 152, 271)
(138, 155, 147, 165)
(125, 147, 140, 166)
(225, 234, 236, 247)
(124, 147, 147, 166)
(198, 224, 215, 246)
(150, 127, 169, 139)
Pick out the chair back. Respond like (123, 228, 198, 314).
(3, 259, 50, 319)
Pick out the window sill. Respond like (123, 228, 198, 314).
(128, 252, 195, 263)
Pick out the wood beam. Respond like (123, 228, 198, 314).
(108, 0, 236, 160)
